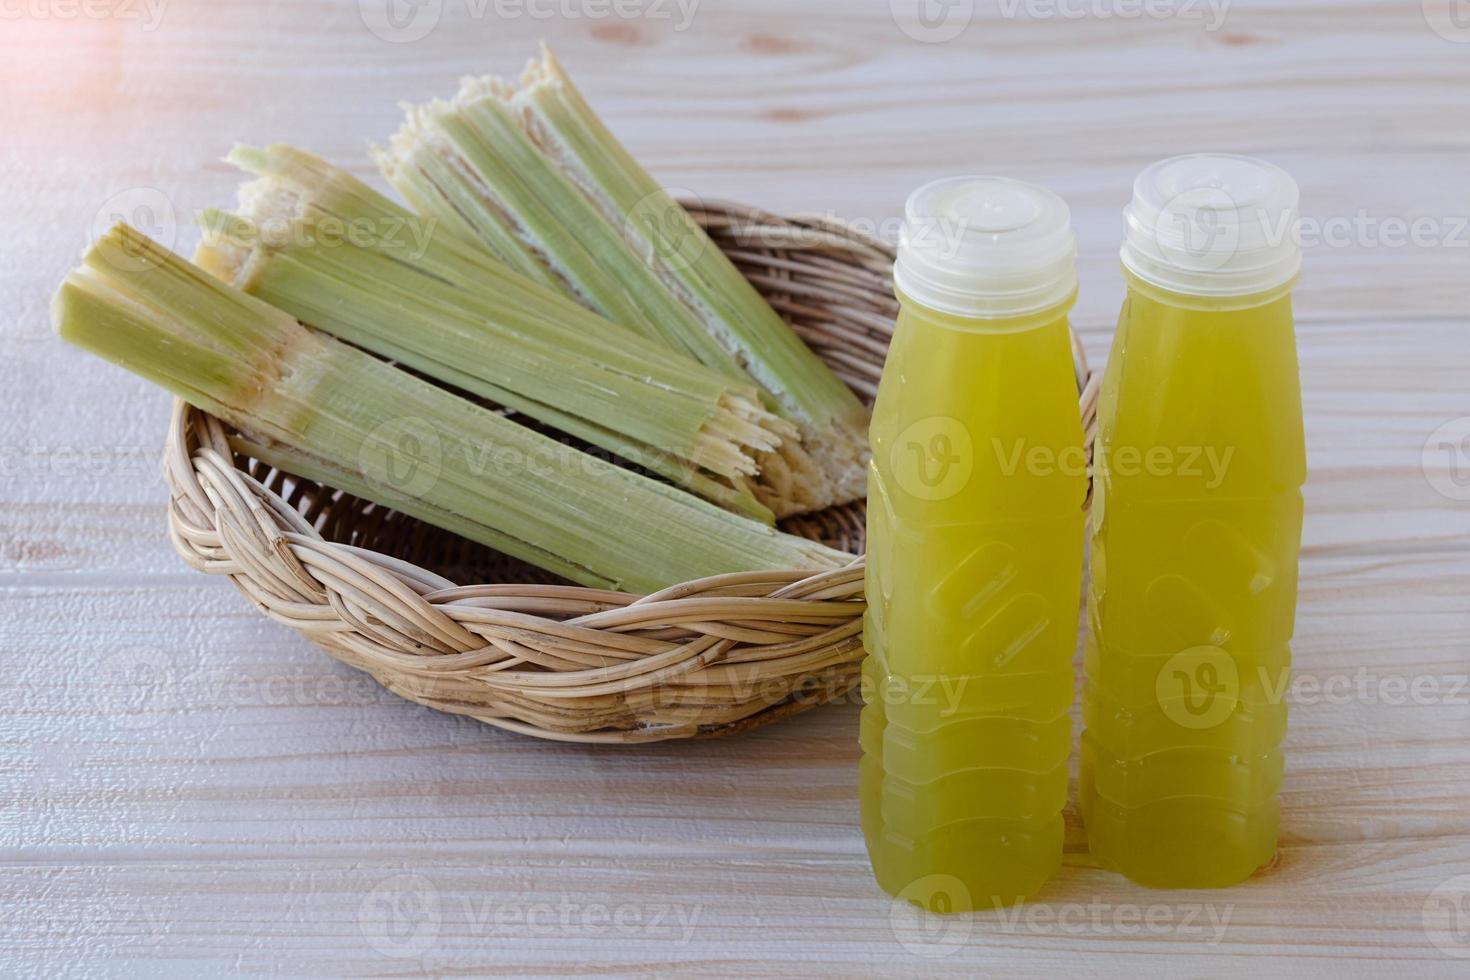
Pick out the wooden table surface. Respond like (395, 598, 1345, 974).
(4, 0, 1468, 975)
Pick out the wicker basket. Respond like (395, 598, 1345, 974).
(163, 201, 1097, 743)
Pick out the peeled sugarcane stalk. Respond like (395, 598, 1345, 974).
(195, 144, 787, 522)
(54, 224, 853, 594)
(377, 93, 741, 377)
(377, 50, 872, 516)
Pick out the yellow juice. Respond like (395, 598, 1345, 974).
(862, 176, 1086, 911)
(1081, 154, 1305, 887)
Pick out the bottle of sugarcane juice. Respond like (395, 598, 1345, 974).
(1081, 154, 1305, 888)
(862, 177, 1087, 911)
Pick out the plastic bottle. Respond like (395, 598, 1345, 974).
(1081, 154, 1305, 888)
(862, 177, 1088, 911)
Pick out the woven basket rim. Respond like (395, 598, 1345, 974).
(162, 200, 1098, 743)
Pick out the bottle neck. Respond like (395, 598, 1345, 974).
(1122, 267, 1297, 312)
(896, 286, 1077, 334)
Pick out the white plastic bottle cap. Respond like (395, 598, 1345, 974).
(894, 176, 1078, 318)
(1121, 153, 1301, 297)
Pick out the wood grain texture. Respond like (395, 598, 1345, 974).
(3, 0, 1468, 975)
